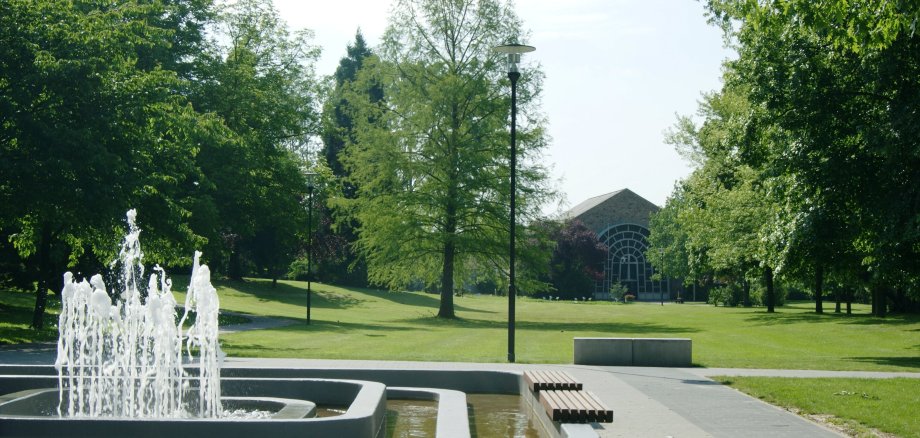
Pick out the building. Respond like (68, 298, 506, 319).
(563, 189, 673, 301)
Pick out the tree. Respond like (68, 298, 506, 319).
(321, 30, 383, 189)
(658, 84, 783, 311)
(0, 0, 219, 328)
(706, 0, 920, 315)
(547, 221, 607, 299)
(339, 0, 554, 318)
(189, 0, 320, 282)
(314, 31, 383, 286)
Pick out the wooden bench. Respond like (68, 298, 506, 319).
(539, 389, 613, 423)
(523, 370, 583, 392)
(523, 370, 613, 424)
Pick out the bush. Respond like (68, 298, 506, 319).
(609, 282, 628, 301)
(708, 286, 733, 306)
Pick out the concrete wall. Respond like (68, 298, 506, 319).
(573, 337, 692, 367)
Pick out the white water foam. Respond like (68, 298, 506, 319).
(54, 210, 223, 418)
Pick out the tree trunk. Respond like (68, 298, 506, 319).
(835, 288, 841, 313)
(30, 224, 53, 329)
(764, 266, 775, 313)
(846, 292, 852, 315)
(873, 285, 886, 317)
(439, 239, 456, 318)
(742, 278, 751, 307)
(814, 264, 824, 314)
(228, 250, 243, 281)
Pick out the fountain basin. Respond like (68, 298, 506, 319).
(0, 374, 386, 438)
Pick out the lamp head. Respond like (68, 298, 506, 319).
(304, 171, 318, 190)
(492, 44, 535, 73)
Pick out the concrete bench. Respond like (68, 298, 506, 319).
(523, 370, 582, 392)
(573, 337, 692, 367)
(539, 389, 613, 423)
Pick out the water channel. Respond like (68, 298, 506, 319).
(387, 394, 547, 438)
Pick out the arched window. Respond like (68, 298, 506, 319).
(595, 223, 669, 300)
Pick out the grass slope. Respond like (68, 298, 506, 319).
(716, 377, 920, 438)
(163, 277, 920, 370)
(3, 278, 918, 371)
(0, 290, 59, 345)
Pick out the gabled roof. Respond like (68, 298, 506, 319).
(563, 189, 626, 220)
(561, 188, 660, 232)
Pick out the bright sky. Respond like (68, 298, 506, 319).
(274, 0, 735, 213)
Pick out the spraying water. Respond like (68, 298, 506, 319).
(54, 210, 223, 418)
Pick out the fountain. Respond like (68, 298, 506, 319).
(54, 209, 221, 418)
(0, 211, 388, 437)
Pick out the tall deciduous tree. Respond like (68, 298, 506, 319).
(339, 0, 553, 318)
(653, 85, 782, 311)
(190, 0, 320, 283)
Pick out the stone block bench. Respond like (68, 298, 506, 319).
(573, 337, 692, 367)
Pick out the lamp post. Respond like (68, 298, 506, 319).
(658, 249, 664, 306)
(305, 171, 317, 324)
(493, 43, 535, 364)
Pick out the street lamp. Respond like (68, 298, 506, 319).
(493, 43, 535, 364)
(304, 171, 318, 324)
(658, 249, 664, 306)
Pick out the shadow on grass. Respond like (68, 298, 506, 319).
(206, 279, 369, 310)
(393, 315, 699, 334)
(743, 311, 920, 327)
(228, 319, 419, 334)
(354, 290, 496, 314)
(846, 356, 920, 369)
(206, 278, 493, 315)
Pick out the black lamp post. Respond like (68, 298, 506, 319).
(493, 43, 535, 364)
(305, 171, 317, 324)
(659, 249, 664, 306)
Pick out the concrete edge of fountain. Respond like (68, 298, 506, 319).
(0, 375, 388, 438)
(0, 365, 599, 438)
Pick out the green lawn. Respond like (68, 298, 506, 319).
(0, 289, 59, 345)
(164, 277, 920, 370)
(716, 377, 920, 438)
(3, 278, 919, 371)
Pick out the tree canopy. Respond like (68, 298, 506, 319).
(0, 0, 322, 327)
(337, 0, 554, 317)
(651, 0, 920, 314)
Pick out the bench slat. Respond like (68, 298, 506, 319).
(538, 389, 614, 424)
(539, 389, 564, 421)
(581, 390, 613, 423)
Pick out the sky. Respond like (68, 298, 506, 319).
(273, 0, 735, 213)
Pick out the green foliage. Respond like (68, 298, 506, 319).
(189, 0, 320, 281)
(0, 0, 324, 327)
(546, 220, 606, 299)
(337, 0, 554, 317)
(658, 1, 920, 314)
